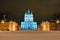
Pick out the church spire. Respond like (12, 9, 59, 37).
(3, 14, 7, 21)
(25, 9, 31, 14)
(27, 9, 30, 14)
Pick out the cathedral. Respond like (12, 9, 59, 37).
(21, 10, 37, 30)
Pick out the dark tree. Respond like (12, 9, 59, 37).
(52, 12, 60, 20)
(0, 12, 8, 21)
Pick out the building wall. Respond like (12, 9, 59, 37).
(21, 22, 37, 30)
(21, 10, 37, 30)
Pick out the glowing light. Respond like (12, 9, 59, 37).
(1, 20, 5, 23)
(21, 10, 37, 30)
(9, 24, 16, 31)
(56, 19, 60, 23)
(12, 25, 16, 31)
(43, 25, 46, 31)
(9, 21, 18, 31)
(41, 21, 50, 31)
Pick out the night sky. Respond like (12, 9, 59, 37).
(0, 0, 60, 25)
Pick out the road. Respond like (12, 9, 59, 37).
(0, 31, 60, 40)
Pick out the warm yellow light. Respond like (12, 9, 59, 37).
(12, 25, 16, 31)
(56, 19, 60, 23)
(9, 24, 16, 31)
(41, 21, 50, 31)
(1, 20, 5, 23)
(9, 21, 18, 31)
(43, 25, 46, 31)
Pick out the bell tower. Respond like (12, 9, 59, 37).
(24, 10, 33, 22)
(21, 9, 37, 30)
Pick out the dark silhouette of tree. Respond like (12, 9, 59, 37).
(0, 12, 8, 21)
(52, 12, 60, 20)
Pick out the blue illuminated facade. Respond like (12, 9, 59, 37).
(21, 10, 37, 30)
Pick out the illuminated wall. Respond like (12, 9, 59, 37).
(9, 21, 18, 31)
(21, 10, 37, 30)
(41, 21, 50, 31)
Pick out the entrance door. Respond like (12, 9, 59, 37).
(28, 26, 30, 30)
(27, 21, 32, 30)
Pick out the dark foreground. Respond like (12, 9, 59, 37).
(0, 31, 60, 40)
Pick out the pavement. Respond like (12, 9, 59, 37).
(0, 31, 60, 40)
